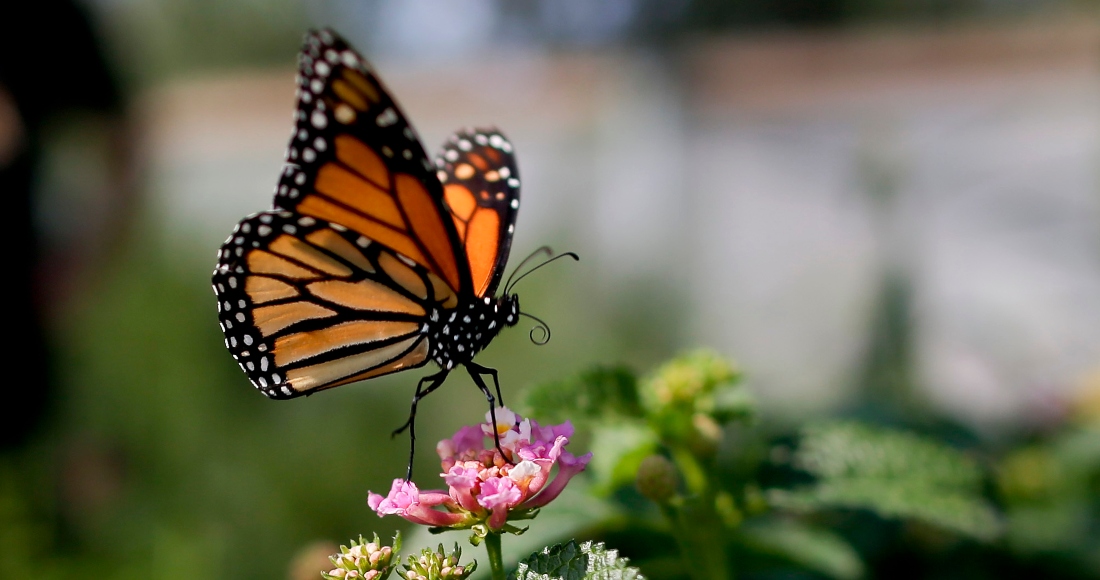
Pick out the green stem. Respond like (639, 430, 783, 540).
(669, 498, 731, 580)
(484, 531, 506, 580)
(670, 447, 707, 496)
(667, 449, 732, 579)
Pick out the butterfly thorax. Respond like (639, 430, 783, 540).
(426, 294, 519, 370)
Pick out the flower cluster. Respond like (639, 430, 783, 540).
(403, 544, 476, 580)
(368, 408, 592, 534)
(322, 533, 399, 580)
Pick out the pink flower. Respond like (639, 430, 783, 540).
(368, 407, 591, 533)
(366, 480, 466, 527)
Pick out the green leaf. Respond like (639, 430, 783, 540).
(1003, 503, 1089, 553)
(710, 384, 756, 424)
(510, 541, 645, 580)
(587, 423, 660, 494)
(738, 518, 865, 580)
(522, 367, 642, 423)
(772, 422, 1001, 541)
(771, 482, 1000, 541)
(795, 422, 981, 490)
(580, 541, 646, 580)
(510, 540, 588, 580)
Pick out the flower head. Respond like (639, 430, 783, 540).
(402, 543, 476, 580)
(369, 407, 591, 535)
(322, 533, 400, 580)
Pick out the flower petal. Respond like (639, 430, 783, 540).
(522, 452, 592, 509)
(477, 476, 522, 510)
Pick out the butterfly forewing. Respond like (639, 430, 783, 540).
(213, 210, 446, 398)
(436, 128, 521, 298)
(274, 29, 472, 298)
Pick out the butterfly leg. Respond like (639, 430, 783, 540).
(392, 369, 450, 480)
(465, 364, 512, 464)
(465, 361, 503, 408)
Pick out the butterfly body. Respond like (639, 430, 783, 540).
(426, 295, 518, 371)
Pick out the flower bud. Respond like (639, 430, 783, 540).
(322, 534, 399, 580)
(689, 413, 722, 456)
(402, 544, 476, 580)
(635, 455, 679, 503)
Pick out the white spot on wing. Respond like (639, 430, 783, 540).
(376, 107, 397, 127)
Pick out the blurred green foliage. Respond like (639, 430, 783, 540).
(96, 0, 306, 87)
(770, 422, 1000, 541)
(516, 350, 1100, 579)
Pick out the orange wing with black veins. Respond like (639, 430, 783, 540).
(435, 128, 521, 298)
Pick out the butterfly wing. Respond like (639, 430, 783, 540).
(213, 210, 461, 398)
(436, 128, 521, 297)
(273, 29, 473, 299)
(212, 28, 479, 399)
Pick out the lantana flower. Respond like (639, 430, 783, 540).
(322, 533, 399, 580)
(368, 407, 591, 535)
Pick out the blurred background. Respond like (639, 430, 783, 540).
(2, 0, 1099, 578)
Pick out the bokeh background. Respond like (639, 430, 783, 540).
(3, 0, 1099, 578)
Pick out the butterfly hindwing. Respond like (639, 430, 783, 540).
(436, 128, 521, 298)
(213, 210, 455, 398)
(273, 29, 472, 299)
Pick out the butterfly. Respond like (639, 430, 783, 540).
(211, 28, 572, 476)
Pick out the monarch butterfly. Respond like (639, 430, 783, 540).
(211, 28, 573, 476)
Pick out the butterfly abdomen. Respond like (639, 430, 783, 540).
(427, 295, 518, 370)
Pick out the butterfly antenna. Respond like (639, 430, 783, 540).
(505, 251, 580, 295)
(503, 246, 553, 292)
(518, 311, 552, 345)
